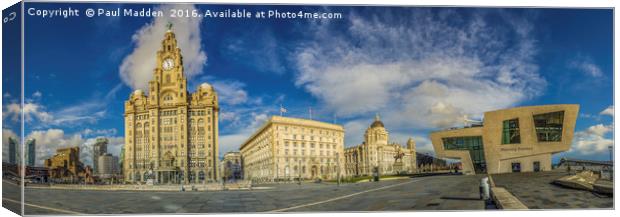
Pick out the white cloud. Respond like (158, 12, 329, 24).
(600, 105, 613, 117)
(212, 80, 249, 105)
(570, 56, 603, 77)
(571, 124, 613, 155)
(219, 111, 240, 122)
(295, 10, 545, 130)
(32, 91, 42, 98)
(119, 4, 206, 91)
(3, 87, 119, 128)
(80, 128, 118, 137)
(3, 102, 54, 124)
(218, 112, 269, 156)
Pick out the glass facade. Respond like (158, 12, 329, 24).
(442, 136, 486, 174)
(502, 119, 521, 144)
(533, 111, 564, 142)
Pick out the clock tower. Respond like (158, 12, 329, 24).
(124, 25, 219, 184)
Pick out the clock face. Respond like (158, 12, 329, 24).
(162, 58, 174, 70)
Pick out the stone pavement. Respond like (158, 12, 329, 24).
(491, 170, 613, 209)
(2, 174, 489, 214)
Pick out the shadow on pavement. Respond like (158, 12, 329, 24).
(440, 196, 481, 201)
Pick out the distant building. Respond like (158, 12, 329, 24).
(97, 153, 119, 178)
(220, 152, 243, 181)
(556, 158, 613, 172)
(26, 138, 36, 166)
(430, 104, 579, 175)
(416, 152, 448, 171)
(92, 137, 108, 174)
(344, 114, 417, 176)
(119, 147, 125, 173)
(240, 116, 345, 182)
(8, 137, 17, 164)
(44, 146, 94, 184)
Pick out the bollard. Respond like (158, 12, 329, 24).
(479, 177, 490, 200)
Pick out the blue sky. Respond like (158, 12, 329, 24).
(2, 3, 613, 166)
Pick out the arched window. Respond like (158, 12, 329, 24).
(144, 123, 149, 140)
(199, 171, 205, 181)
(189, 171, 195, 183)
(163, 94, 173, 101)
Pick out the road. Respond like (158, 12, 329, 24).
(3, 174, 488, 214)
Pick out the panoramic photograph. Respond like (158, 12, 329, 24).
(1, 1, 614, 215)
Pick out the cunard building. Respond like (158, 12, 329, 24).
(124, 26, 219, 184)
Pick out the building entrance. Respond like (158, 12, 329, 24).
(441, 136, 487, 174)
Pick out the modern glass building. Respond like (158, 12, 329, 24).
(430, 104, 579, 175)
(26, 139, 36, 166)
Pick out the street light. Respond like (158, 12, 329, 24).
(298, 160, 302, 185)
(337, 155, 341, 186)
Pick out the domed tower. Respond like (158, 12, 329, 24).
(407, 137, 416, 151)
(365, 113, 389, 146)
(406, 137, 418, 173)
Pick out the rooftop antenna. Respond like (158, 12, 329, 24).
(166, 22, 173, 31)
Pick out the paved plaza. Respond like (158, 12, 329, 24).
(4, 171, 614, 214)
(492, 170, 613, 209)
(3, 174, 489, 214)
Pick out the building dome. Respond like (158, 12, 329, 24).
(200, 82, 211, 90)
(133, 89, 143, 95)
(370, 113, 385, 128)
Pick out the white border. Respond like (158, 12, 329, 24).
(0, 1, 617, 217)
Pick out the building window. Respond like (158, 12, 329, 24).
(533, 111, 564, 142)
(502, 119, 521, 144)
(442, 136, 486, 174)
(511, 162, 521, 173)
(199, 171, 205, 181)
(533, 161, 541, 172)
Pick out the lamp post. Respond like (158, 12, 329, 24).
(275, 160, 279, 183)
(337, 155, 341, 186)
(298, 160, 302, 185)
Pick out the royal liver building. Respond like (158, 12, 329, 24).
(123, 26, 219, 184)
